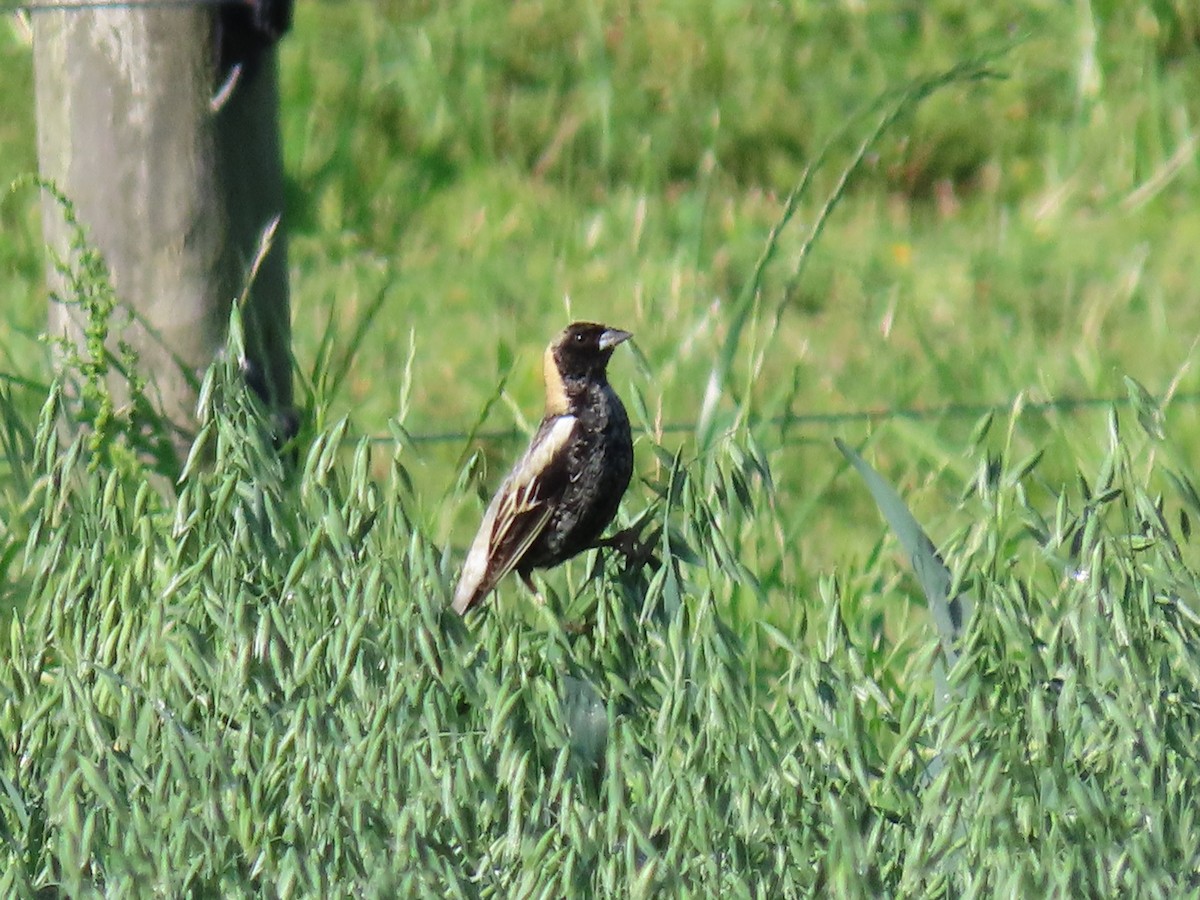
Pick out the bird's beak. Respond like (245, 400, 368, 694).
(598, 328, 633, 351)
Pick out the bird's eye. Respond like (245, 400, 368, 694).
(574, 333, 586, 343)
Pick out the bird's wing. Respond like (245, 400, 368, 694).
(452, 415, 577, 613)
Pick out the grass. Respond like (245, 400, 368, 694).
(2, 0, 1200, 892)
(1, 318, 1198, 893)
(263, 0, 1200, 589)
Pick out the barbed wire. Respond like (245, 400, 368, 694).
(391, 390, 1200, 447)
(3, 354, 1194, 447)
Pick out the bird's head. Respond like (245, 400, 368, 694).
(543, 322, 632, 414)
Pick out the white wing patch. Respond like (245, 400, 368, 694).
(508, 415, 576, 496)
(453, 496, 505, 613)
(452, 415, 577, 613)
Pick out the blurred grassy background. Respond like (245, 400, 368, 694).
(3, 0, 1200, 624)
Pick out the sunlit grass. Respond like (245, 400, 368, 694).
(1, 0, 1200, 891)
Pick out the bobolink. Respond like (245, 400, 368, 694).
(452, 322, 635, 615)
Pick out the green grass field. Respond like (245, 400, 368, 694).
(2, 1, 1200, 893)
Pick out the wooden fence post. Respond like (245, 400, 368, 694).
(31, 0, 292, 459)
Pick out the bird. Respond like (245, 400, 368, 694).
(452, 322, 635, 615)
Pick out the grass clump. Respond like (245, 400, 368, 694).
(0, 332, 1199, 893)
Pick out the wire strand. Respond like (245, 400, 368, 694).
(387, 390, 1200, 447)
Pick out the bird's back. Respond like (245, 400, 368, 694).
(519, 380, 632, 571)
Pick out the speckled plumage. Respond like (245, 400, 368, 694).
(452, 323, 634, 615)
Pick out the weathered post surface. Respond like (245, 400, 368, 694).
(31, 0, 292, 457)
